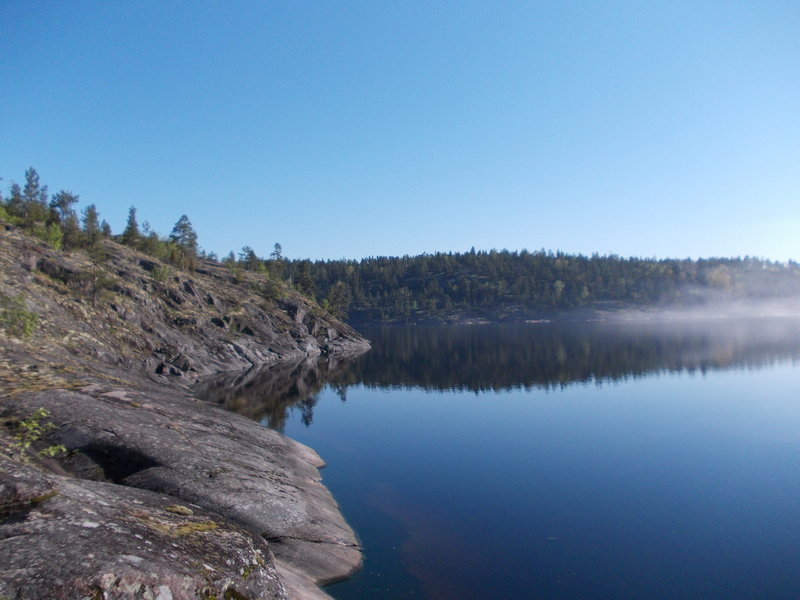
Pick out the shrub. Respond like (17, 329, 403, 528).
(32, 222, 63, 250)
(0, 293, 39, 338)
(251, 277, 280, 301)
(12, 408, 67, 462)
(151, 265, 170, 282)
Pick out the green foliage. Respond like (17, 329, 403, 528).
(120, 205, 140, 246)
(11, 408, 67, 462)
(49, 190, 79, 225)
(293, 260, 316, 297)
(251, 277, 280, 301)
(49, 223, 65, 250)
(325, 280, 351, 319)
(5, 183, 24, 219)
(151, 264, 170, 282)
(0, 293, 39, 338)
(38, 444, 69, 458)
(166, 241, 194, 271)
(168, 215, 199, 271)
(2, 169, 51, 230)
(80, 245, 117, 306)
(60, 214, 82, 250)
(139, 222, 166, 258)
(239, 245, 264, 272)
(82, 204, 101, 247)
(35, 222, 64, 250)
(287, 251, 800, 323)
(228, 263, 243, 283)
(170, 214, 198, 252)
(3, 170, 208, 278)
(22, 167, 49, 228)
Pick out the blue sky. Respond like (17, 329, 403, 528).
(2, 1, 798, 261)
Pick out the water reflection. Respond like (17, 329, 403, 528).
(354, 318, 800, 392)
(196, 318, 800, 430)
(195, 353, 357, 432)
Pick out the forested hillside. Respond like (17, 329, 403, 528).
(4, 166, 798, 325)
(285, 250, 800, 323)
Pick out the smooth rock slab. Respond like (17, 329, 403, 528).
(0, 451, 286, 600)
(2, 383, 361, 599)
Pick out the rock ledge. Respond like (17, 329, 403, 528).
(0, 224, 369, 599)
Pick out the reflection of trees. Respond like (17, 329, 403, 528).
(193, 353, 360, 432)
(196, 319, 800, 430)
(350, 319, 800, 393)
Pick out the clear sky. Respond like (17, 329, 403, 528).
(1, 1, 798, 261)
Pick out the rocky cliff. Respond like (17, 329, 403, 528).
(0, 221, 370, 600)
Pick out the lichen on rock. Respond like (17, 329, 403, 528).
(0, 220, 369, 599)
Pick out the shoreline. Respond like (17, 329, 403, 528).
(0, 223, 369, 599)
(1, 363, 365, 599)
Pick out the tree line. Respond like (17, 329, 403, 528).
(4, 167, 799, 324)
(0, 168, 208, 273)
(0, 167, 290, 303)
(284, 251, 800, 323)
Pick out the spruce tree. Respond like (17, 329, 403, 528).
(82, 204, 101, 248)
(22, 167, 48, 227)
(6, 183, 24, 220)
(121, 206, 140, 246)
(61, 213, 82, 250)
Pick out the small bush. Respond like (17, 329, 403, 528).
(32, 222, 63, 250)
(251, 278, 280, 300)
(151, 265, 170, 282)
(0, 293, 39, 338)
(12, 408, 67, 462)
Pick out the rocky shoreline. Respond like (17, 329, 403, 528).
(0, 223, 370, 599)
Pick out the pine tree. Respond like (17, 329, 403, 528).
(82, 204, 101, 248)
(49, 190, 79, 225)
(169, 215, 198, 254)
(295, 260, 316, 297)
(239, 246, 261, 271)
(61, 213, 82, 250)
(168, 214, 198, 270)
(326, 281, 352, 319)
(121, 206, 140, 246)
(6, 183, 24, 220)
(22, 167, 48, 227)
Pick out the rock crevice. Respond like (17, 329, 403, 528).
(0, 223, 370, 599)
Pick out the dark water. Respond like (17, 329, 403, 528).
(199, 319, 800, 600)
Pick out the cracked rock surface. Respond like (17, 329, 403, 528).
(0, 223, 369, 599)
(0, 450, 286, 600)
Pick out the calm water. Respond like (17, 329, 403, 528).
(199, 319, 800, 600)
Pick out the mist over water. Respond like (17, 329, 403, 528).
(619, 295, 800, 322)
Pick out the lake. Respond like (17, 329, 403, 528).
(199, 319, 800, 600)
